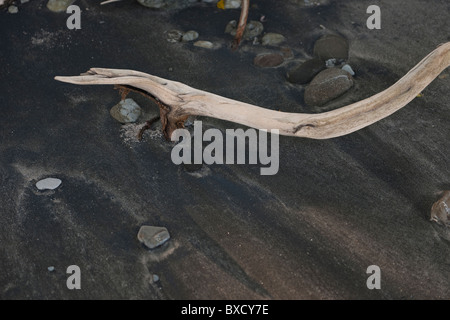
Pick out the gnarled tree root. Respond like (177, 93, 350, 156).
(55, 42, 450, 140)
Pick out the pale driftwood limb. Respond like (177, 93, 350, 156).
(231, 0, 250, 51)
(55, 42, 450, 140)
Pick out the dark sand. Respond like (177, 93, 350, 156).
(0, 0, 449, 299)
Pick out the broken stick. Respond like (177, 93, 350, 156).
(231, 0, 250, 51)
(55, 42, 450, 140)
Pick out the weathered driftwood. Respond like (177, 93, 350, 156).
(55, 42, 450, 140)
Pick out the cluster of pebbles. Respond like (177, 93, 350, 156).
(287, 34, 355, 106)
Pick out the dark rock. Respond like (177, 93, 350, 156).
(280, 47, 294, 59)
(287, 58, 326, 84)
(304, 68, 354, 106)
(313, 34, 349, 60)
(254, 53, 284, 68)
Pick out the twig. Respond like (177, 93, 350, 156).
(231, 0, 250, 51)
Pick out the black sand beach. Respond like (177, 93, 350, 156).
(0, 0, 449, 299)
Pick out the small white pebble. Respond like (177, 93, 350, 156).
(48, 266, 55, 272)
(342, 64, 355, 76)
(325, 58, 337, 68)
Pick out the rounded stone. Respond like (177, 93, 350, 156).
(36, 178, 62, 190)
(223, 0, 241, 9)
(313, 34, 349, 60)
(166, 29, 184, 43)
(46, 0, 75, 12)
(287, 58, 326, 84)
(110, 98, 142, 123)
(8, 5, 18, 13)
(261, 33, 286, 46)
(242, 21, 264, 40)
(137, 226, 170, 249)
(341, 64, 355, 76)
(304, 68, 354, 106)
(182, 30, 199, 42)
(254, 53, 284, 68)
(224, 20, 237, 34)
(193, 40, 214, 49)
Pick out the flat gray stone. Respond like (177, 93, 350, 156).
(261, 33, 286, 46)
(110, 98, 142, 124)
(166, 29, 184, 43)
(304, 68, 354, 106)
(137, 226, 170, 249)
(36, 178, 62, 190)
(182, 30, 199, 42)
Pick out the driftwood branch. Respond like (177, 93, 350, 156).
(55, 42, 450, 140)
(231, 0, 250, 51)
